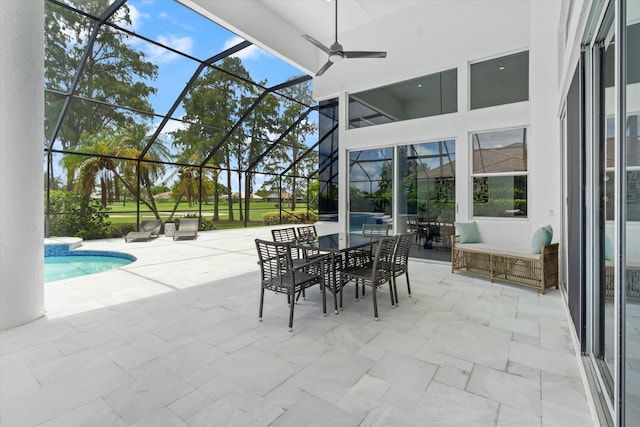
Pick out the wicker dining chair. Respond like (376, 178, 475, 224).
(362, 223, 390, 236)
(341, 235, 398, 321)
(296, 225, 317, 239)
(272, 227, 304, 261)
(255, 238, 326, 331)
(296, 224, 325, 262)
(391, 232, 415, 305)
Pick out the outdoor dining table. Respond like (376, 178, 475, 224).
(293, 232, 385, 314)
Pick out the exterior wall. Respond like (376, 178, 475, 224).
(323, 0, 562, 251)
(0, 1, 45, 329)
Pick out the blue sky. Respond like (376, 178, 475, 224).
(124, 0, 306, 132)
(117, 0, 316, 190)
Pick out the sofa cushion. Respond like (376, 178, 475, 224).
(456, 221, 481, 243)
(532, 226, 552, 254)
(456, 242, 539, 260)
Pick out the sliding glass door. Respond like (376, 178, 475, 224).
(348, 140, 455, 261)
(348, 148, 393, 232)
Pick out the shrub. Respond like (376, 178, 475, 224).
(46, 190, 111, 239)
(107, 224, 135, 238)
(262, 211, 318, 225)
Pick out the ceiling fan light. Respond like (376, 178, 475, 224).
(329, 52, 343, 63)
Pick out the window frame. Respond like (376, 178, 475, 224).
(470, 127, 530, 218)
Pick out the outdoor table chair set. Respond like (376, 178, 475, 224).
(256, 227, 416, 330)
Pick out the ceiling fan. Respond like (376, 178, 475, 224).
(302, 0, 387, 76)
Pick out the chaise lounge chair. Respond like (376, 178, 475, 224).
(173, 218, 199, 240)
(125, 219, 162, 243)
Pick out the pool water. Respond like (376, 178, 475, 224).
(45, 251, 136, 282)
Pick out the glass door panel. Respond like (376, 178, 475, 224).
(626, 5, 640, 420)
(597, 14, 616, 397)
(348, 148, 393, 232)
(398, 140, 455, 261)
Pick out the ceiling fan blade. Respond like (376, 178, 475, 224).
(344, 51, 387, 59)
(316, 61, 334, 76)
(301, 34, 331, 54)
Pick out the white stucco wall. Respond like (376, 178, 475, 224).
(326, 0, 562, 250)
(0, 1, 45, 329)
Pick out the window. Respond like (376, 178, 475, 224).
(348, 69, 457, 129)
(470, 51, 529, 110)
(318, 98, 339, 221)
(471, 128, 528, 217)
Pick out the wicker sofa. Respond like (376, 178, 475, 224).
(604, 263, 640, 299)
(451, 235, 559, 294)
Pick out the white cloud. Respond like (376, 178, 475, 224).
(127, 5, 149, 32)
(147, 34, 194, 64)
(111, 4, 148, 32)
(223, 36, 264, 61)
(151, 117, 188, 137)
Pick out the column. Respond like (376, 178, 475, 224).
(0, 1, 45, 329)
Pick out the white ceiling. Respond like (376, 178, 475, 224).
(258, 0, 420, 47)
(180, 0, 421, 78)
(179, 0, 533, 100)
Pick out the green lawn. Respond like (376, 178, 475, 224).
(105, 201, 314, 228)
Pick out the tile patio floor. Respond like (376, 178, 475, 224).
(0, 225, 597, 426)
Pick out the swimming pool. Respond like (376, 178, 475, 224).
(44, 247, 136, 283)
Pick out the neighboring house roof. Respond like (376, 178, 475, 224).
(416, 142, 526, 179)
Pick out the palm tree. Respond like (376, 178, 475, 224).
(71, 123, 169, 218)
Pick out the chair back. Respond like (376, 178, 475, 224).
(255, 238, 293, 285)
(178, 218, 199, 231)
(371, 236, 397, 283)
(271, 227, 298, 242)
(362, 223, 390, 236)
(140, 220, 162, 234)
(394, 232, 414, 273)
(439, 225, 455, 249)
(297, 225, 317, 239)
(272, 227, 302, 259)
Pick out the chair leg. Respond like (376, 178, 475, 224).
(405, 271, 411, 297)
(321, 283, 327, 317)
(392, 276, 399, 306)
(389, 280, 396, 308)
(288, 290, 295, 332)
(332, 281, 339, 315)
(259, 287, 265, 322)
(371, 285, 379, 321)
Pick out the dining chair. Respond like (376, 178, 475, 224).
(296, 225, 317, 238)
(255, 238, 326, 331)
(272, 227, 303, 261)
(271, 227, 298, 242)
(341, 235, 397, 321)
(295, 224, 325, 263)
(438, 225, 455, 250)
(362, 223, 390, 236)
(391, 232, 415, 305)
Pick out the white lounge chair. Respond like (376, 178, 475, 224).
(173, 218, 199, 240)
(125, 219, 162, 242)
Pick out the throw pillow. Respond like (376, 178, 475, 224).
(604, 235, 614, 261)
(456, 221, 481, 243)
(531, 226, 552, 254)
